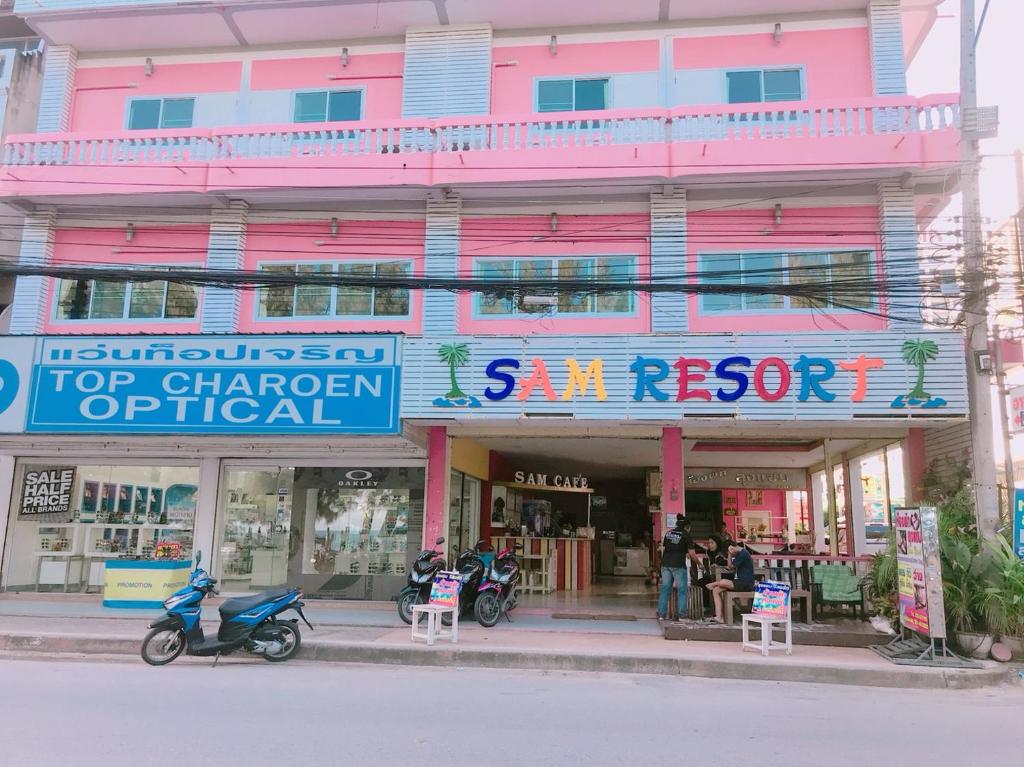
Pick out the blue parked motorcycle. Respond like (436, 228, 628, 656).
(140, 552, 312, 666)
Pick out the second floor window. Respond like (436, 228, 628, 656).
(294, 90, 363, 123)
(726, 68, 803, 104)
(56, 276, 198, 320)
(537, 78, 609, 113)
(476, 256, 635, 317)
(257, 261, 412, 319)
(698, 250, 875, 313)
(128, 97, 196, 130)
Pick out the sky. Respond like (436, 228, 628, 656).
(909, 0, 1022, 224)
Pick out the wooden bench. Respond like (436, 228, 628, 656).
(723, 588, 813, 626)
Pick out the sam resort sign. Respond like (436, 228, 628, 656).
(401, 333, 967, 421)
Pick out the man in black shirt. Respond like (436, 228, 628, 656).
(657, 516, 697, 620)
(705, 543, 756, 623)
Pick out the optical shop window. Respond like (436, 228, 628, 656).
(1, 463, 199, 593)
(217, 466, 424, 598)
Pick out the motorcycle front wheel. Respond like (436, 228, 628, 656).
(397, 591, 424, 625)
(141, 627, 185, 666)
(474, 591, 501, 627)
(262, 622, 301, 663)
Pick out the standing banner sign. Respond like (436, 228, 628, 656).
(1010, 386, 1024, 433)
(752, 580, 791, 619)
(894, 506, 946, 638)
(19, 467, 76, 517)
(428, 571, 462, 608)
(1013, 488, 1024, 560)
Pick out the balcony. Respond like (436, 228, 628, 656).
(0, 95, 961, 202)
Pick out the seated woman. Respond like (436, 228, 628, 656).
(704, 543, 756, 624)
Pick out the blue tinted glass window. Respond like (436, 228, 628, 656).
(763, 69, 802, 101)
(327, 90, 362, 121)
(538, 80, 574, 112)
(128, 99, 161, 130)
(574, 79, 608, 111)
(726, 71, 762, 104)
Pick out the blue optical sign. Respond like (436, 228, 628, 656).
(26, 335, 401, 434)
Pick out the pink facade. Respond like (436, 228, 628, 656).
(674, 28, 874, 99)
(687, 206, 888, 333)
(251, 52, 405, 121)
(71, 62, 243, 132)
(45, 225, 208, 334)
(491, 39, 660, 115)
(457, 214, 652, 335)
(237, 219, 425, 334)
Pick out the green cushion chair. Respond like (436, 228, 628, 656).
(811, 564, 865, 620)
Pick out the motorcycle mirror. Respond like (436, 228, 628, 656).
(515, 544, 524, 551)
(195, 551, 202, 566)
(435, 536, 445, 546)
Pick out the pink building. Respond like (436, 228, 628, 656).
(0, 1, 971, 610)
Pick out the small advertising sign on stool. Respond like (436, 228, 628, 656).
(741, 581, 792, 657)
(411, 570, 461, 646)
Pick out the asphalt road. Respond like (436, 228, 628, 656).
(0, 655, 1018, 767)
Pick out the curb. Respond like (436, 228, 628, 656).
(1, 631, 1013, 689)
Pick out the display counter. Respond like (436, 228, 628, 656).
(102, 559, 191, 608)
(490, 535, 592, 592)
(613, 546, 649, 576)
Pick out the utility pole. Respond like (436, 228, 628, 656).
(960, 0, 1000, 540)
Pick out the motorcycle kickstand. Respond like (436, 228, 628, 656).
(503, 609, 513, 623)
(211, 652, 221, 668)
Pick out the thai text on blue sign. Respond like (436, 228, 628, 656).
(27, 336, 401, 434)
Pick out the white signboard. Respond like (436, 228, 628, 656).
(0, 337, 36, 433)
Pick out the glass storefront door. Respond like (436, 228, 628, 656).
(216, 464, 424, 600)
(218, 467, 295, 592)
(448, 470, 481, 559)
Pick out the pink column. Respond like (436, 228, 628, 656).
(905, 428, 928, 504)
(661, 427, 685, 535)
(423, 425, 450, 550)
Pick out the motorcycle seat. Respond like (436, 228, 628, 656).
(219, 587, 294, 618)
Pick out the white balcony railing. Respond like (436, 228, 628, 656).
(1, 96, 960, 168)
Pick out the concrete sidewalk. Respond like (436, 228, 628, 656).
(0, 600, 1013, 690)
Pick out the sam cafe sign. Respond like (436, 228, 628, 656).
(513, 470, 590, 490)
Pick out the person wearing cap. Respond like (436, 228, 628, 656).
(657, 516, 698, 621)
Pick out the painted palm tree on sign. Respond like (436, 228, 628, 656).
(438, 343, 470, 399)
(901, 339, 939, 401)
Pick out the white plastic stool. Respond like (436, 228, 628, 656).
(410, 603, 458, 646)
(741, 612, 792, 656)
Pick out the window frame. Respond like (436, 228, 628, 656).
(472, 255, 638, 319)
(534, 76, 613, 113)
(696, 249, 877, 314)
(723, 66, 806, 105)
(291, 88, 366, 124)
(125, 96, 197, 130)
(255, 259, 414, 321)
(53, 269, 201, 322)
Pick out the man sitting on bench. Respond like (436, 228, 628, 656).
(705, 543, 756, 624)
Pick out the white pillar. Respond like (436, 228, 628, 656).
(8, 210, 57, 335)
(37, 44, 78, 132)
(194, 458, 221, 573)
(849, 457, 868, 556)
(0, 453, 16, 586)
(201, 201, 248, 333)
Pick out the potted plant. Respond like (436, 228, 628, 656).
(865, 539, 899, 633)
